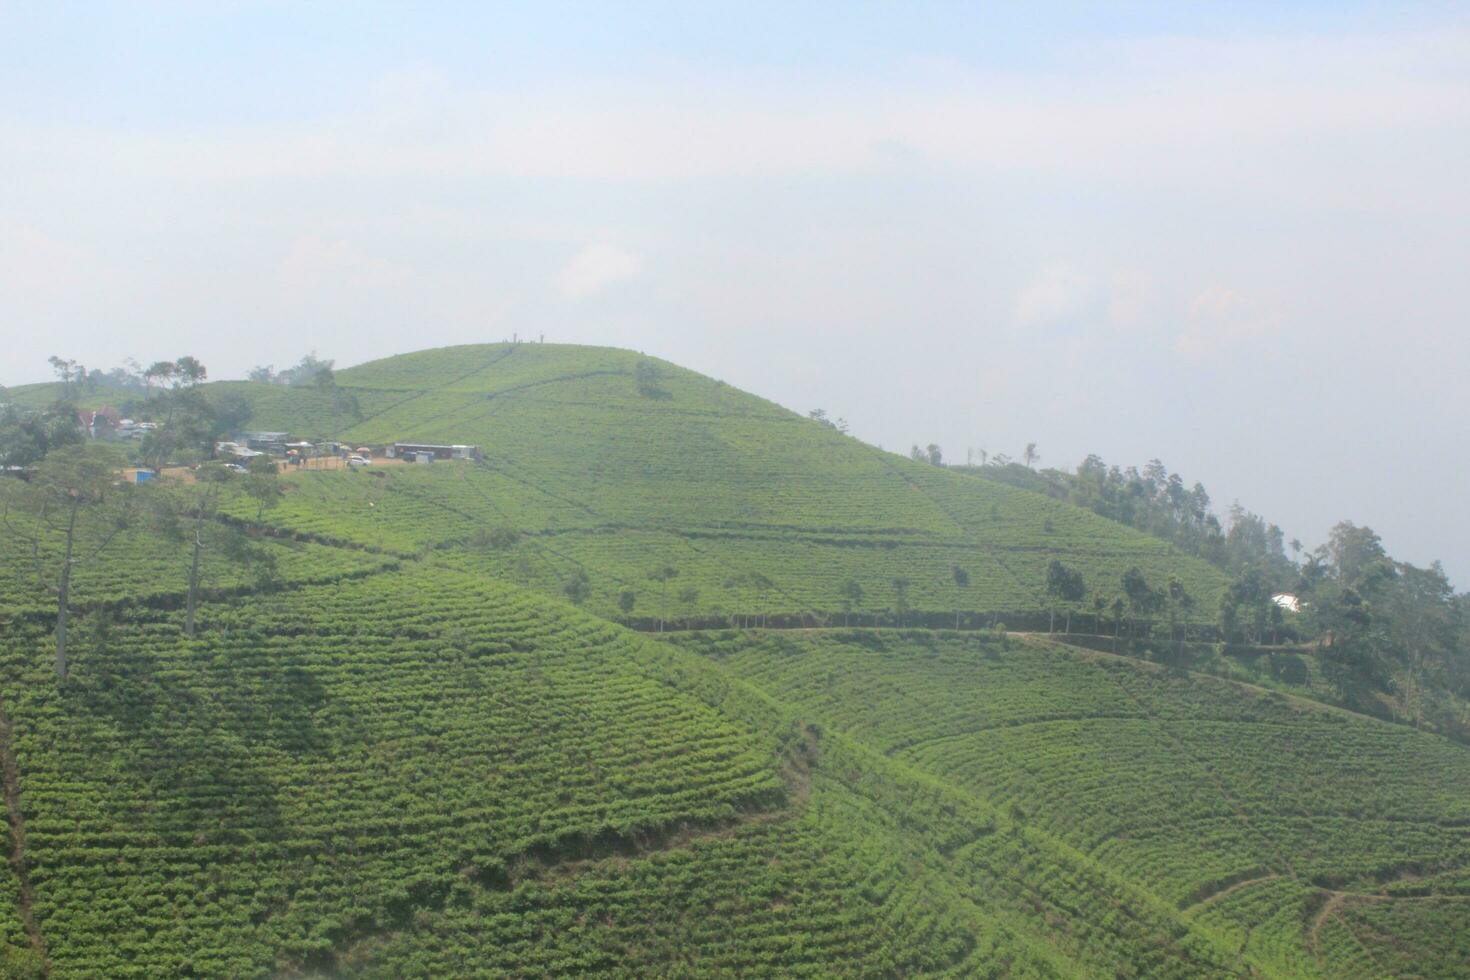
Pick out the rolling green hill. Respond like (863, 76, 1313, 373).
(1, 343, 1466, 977)
(210, 343, 1230, 627)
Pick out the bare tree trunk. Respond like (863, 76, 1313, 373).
(1049, 609, 1055, 633)
(186, 520, 203, 638)
(55, 501, 79, 680)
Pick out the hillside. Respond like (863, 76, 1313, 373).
(208, 343, 1230, 627)
(1, 343, 1467, 977)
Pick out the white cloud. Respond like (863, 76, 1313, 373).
(1176, 285, 1284, 358)
(557, 244, 643, 298)
(1013, 267, 1159, 335)
(276, 236, 411, 294)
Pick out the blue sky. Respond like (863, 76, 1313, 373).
(2, 2, 1468, 582)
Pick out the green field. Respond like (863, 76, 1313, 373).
(1, 343, 1466, 977)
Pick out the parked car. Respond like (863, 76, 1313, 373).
(346, 454, 372, 467)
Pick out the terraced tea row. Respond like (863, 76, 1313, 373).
(340, 773, 1014, 978)
(0, 516, 395, 618)
(671, 629, 1470, 977)
(0, 567, 785, 977)
(223, 460, 1226, 625)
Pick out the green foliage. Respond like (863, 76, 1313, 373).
(670, 628, 1470, 977)
(1, 343, 1465, 976)
(0, 567, 783, 976)
(196, 343, 1228, 627)
(0, 398, 84, 468)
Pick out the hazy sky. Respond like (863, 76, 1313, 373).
(3, 2, 1468, 584)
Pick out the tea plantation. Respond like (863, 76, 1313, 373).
(212, 342, 1229, 626)
(670, 629, 1470, 978)
(1, 343, 1466, 976)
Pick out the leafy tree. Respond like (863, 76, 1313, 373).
(173, 356, 207, 387)
(562, 568, 591, 605)
(274, 352, 335, 387)
(677, 586, 700, 626)
(909, 444, 943, 466)
(968, 453, 1293, 577)
(747, 572, 775, 627)
(48, 356, 86, 399)
(617, 590, 637, 615)
(634, 360, 670, 400)
(1023, 442, 1039, 469)
(1, 445, 134, 679)
(891, 576, 912, 627)
(1221, 567, 1273, 644)
(1045, 559, 1085, 632)
(838, 578, 863, 627)
(243, 455, 284, 521)
(0, 400, 83, 467)
(211, 392, 254, 437)
(1121, 566, 1160, 637)
(142, 359, 177, 397)
(469, 525, 520, 551)
(312, 366, 362, 439)
(1165, 576, 1196, 655)
(648, 564, 679, 630)
(153, 463, 275, 638)
(951, 565, 970, 629)
(139, 387, 216, 471)
(136, 356, 218, 471)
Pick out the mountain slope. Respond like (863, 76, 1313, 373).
(215, 342, 1230, 626)
(0, 566, 789, 976)
(4, 342, 1468, 977)
(669, 628, 1470, 978)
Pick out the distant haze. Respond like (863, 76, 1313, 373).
(2, 3, 1467, 584)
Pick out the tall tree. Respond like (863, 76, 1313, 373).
(838, 578, 864, 628)
(242, 455, 284, 521)
(1165, 576, 1195, 656)
(2, 445, 133, 679)
(562, 568, 591, 605)
(647, 564, 678, 631)
(1045, 559, 1085, 633)
(153, 463, 272, 638)
(891, 576, 912, 627)
(137, 356, 218, 471)
(951, 565, 970, 629)
(1121, 566, 1159, 637)
(0, 401, 83, 467)
(48, 356, 85, 400)
(677, 586, 700, 627)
